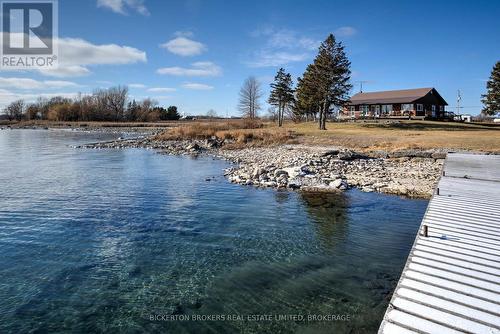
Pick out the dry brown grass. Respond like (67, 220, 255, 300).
(156, 119, 500, 152)
(284, 120, 500, 152)
(156, 119, 296, 148)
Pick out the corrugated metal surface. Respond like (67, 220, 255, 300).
(379, 153, 500, 334)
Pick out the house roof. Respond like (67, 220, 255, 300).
(349, 88, 447, 105)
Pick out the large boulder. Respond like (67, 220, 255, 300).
(252, 167, 267, 178)
(321, 149, 340, 157)
(329, 178, 348, 190)
(274, 169, 289, 178)
(337, 150, 369, 161)
(288, 180, 302, 189)
(282, 166, 301, 179)
(186, 143, 202, 151)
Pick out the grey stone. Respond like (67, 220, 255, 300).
(274, 169, 288, 177)
(330, 178, 343, 188)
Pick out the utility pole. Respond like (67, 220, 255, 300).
(356, 81, 369, 93)
(457, 90, 462, 115)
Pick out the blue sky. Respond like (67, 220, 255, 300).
(1, 0, 499, 116)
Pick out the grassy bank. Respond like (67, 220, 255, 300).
(155, 119, 296, 148)
(286, 120, 500, 152)
(157, 119, 500, 152)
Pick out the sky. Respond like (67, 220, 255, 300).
(0, 0, 499, 116)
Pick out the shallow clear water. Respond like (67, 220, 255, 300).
(0, 129, 428, 333)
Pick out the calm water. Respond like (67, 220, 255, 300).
(0, 129, 428, 333)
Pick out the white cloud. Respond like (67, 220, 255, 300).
(147, 87, 176, 92)
(247, 27, 319, 68)
(39, 65, 91, 78)
(157, 61, 221, 77)
(0, 88, 82, 109)
(0, 77, 78, 90)
(129, 83, 147, 88)
(267, 29, 318, 51)
(56, 38, 147, 66)
(335, 26, 357, 38)
(38, 37, 147, 77)
(182, 82, 214, 90)
(0, 35, 145, 78)
(97, 0, 149, 16)
(160, 37, 206, 56)
(246, 51, 310, 68)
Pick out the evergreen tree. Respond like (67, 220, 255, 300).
(268, 68, 295, 127)
(304, 34, 352, 130)
(295, 64, 322, 122)
(481, 61, 500, 116)
(126, 100, 140, 121)
(166, 106, 181, 120)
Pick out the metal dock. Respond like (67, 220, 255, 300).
(378, 153, 500, 334)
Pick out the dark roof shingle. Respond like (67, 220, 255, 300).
(349, 88, 435, 105)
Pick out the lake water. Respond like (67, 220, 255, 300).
(0, 129, 428, 333)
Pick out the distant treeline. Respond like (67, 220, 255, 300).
(3, 85, 181, 122)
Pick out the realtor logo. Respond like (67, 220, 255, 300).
(1, 0, 58, 69)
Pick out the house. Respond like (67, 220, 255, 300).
(342, 87, 448, 119)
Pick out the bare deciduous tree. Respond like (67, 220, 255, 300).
(139, 98, 158, 121)
(5, 100, 24, 121)
(1, 85, 177, 123)
(94, 85, 129, 121)
(238, 76, 262, 119)
(107, 86, 128, 121)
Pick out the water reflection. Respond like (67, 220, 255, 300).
(299, 191, 349, 251)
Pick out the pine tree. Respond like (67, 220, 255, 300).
(166, 106, 180, 120)
(268, 68, 295, 127)
(481, 61, 500, 116)
(308, 34, 352, 130)
(295, 64, 322, 122)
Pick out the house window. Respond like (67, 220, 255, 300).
(432, 105, 436, 112)
(382, 104, 393, 114)
(402, 104, 413, 112)
(417, 104, 423, 112)
(349, 106, 355, 117)
(360, 105, 368, 115)
(439, 106, 444, 112)
(375, 105, 380, 116)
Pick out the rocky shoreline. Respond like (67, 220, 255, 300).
(217, 147, 445, 198)
(76, 135, 447, 198)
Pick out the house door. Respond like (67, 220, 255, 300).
(416, 104, 424, 116)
